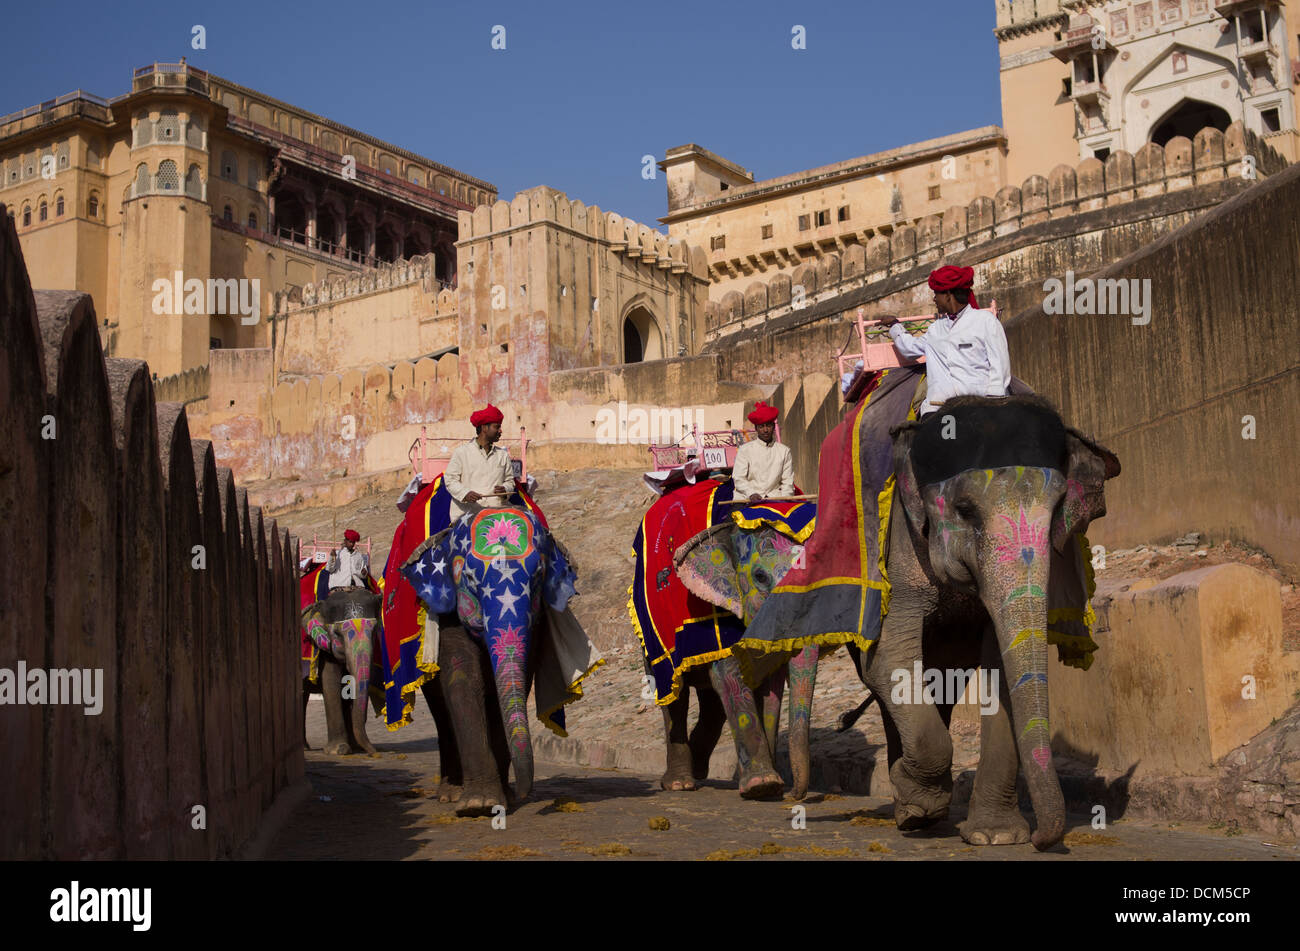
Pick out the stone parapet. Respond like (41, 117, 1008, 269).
(703, 122, 1284, 342)
(1050, 566, 1300, 776)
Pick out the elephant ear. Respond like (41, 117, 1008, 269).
(890, 423, 929, 536)
(542, 531, 579, 613)
(301, 604, 332, 653)
(1050, 428, 1121, 554)
(673, 523, 743, 617)
(401, 526, 457, 614)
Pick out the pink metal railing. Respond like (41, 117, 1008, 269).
(647, 421, 781, 471)
(409, 426, 529, 485)
(837, 301, 1000, 403)
(299, 534, 372, 565)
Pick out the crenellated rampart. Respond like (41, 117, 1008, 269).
(269, 252, 459, 376)
(153, 363, 210, 404)
(705, 122, 1284, 342)
(0, 210, 304, 860)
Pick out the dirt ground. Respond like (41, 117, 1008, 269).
(265, 697, 1297, 861)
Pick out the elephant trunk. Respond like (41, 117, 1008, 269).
(342, 618, 378, 754)
(786, 646, 818, 800)
(340, 617, 375, 701)
(491, 631, 534, 801)
(985, 555, 1064, 851)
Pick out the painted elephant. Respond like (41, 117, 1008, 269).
(402, 505, 590, 817)
(856, 394, 1119, 850)
(301, 585, 384, 755)
(669, 519, 820, 799)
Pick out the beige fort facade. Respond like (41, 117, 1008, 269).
(0, 61, 493, 377)
(663, 1, 1298, 296)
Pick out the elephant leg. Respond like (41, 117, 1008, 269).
(422, 676, 463, 803)
(319, 660, 351, 756)
(861, 625, 953, 830)
(960, 624, 1031, 846)
(786, 645, 818, 800)
(709, 656, 782, 799)
(757, 667, 788, 765)
(659, 690, 696, 791)
(689, 687, 727, 782)
(438, 625, 507, 816)
(346, 688, 377, 755)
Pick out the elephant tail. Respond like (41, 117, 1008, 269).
(836, 691, 878, 733)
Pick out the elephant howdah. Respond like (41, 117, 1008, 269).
(734, 368, 1119, 851)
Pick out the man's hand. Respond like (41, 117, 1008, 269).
(329, 548, 336, 557)
(877, 314, 900, 328)
(749, 493, 763, 503)
(463, 490, 483, 504)
(492, 485, 508, 496)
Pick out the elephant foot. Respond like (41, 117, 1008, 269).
(738, 769, 784, 801)
(323, 740, 351, 756)
(455, 781, 506, 817)
(436, 778, 463, 803)
(350, 737, 378, 755)
(660, 769, 697, 792)
(893, 799, 949, 831)
(959, 807, 1031, 846)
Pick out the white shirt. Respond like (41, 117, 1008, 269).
(328, 547, 369, 589)
(732, 439, 795, 498)
(888, 304, 1011, 415)
(444, 439, 514, 523)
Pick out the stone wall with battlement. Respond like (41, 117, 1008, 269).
(454, 186, 711, 406)
(704, 123, 1283, 343)
(269, 252, 457, 376)
(153, 363, 210, 404)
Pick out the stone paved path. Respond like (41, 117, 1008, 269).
(264, 698, 1296, 861)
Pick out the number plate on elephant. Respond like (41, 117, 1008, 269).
(701, 447, 727, 468)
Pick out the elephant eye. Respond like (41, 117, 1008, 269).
(954, 498, 978, 520)
(752, 568, 771, 588)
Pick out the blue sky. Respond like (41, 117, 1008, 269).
(2, 0, 1004, 225)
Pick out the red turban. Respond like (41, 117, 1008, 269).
(928, 265, 979, 309)
(470, 404, 504, 427)
(343, 529, 360, 542)
(748, 401, 779, 425)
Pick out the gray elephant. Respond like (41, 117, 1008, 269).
(301, 586, 383, 755)
(673, 519, 821, 799)
(738, 392, 1118, 851)
(401, 504, 599, 817)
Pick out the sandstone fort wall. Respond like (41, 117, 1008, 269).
(1005, 158, 1300, 572)
(706, 123, 1281, 345)
(0, 211, 303, 859)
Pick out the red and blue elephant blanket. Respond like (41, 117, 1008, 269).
(629, 477, 815, 705)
